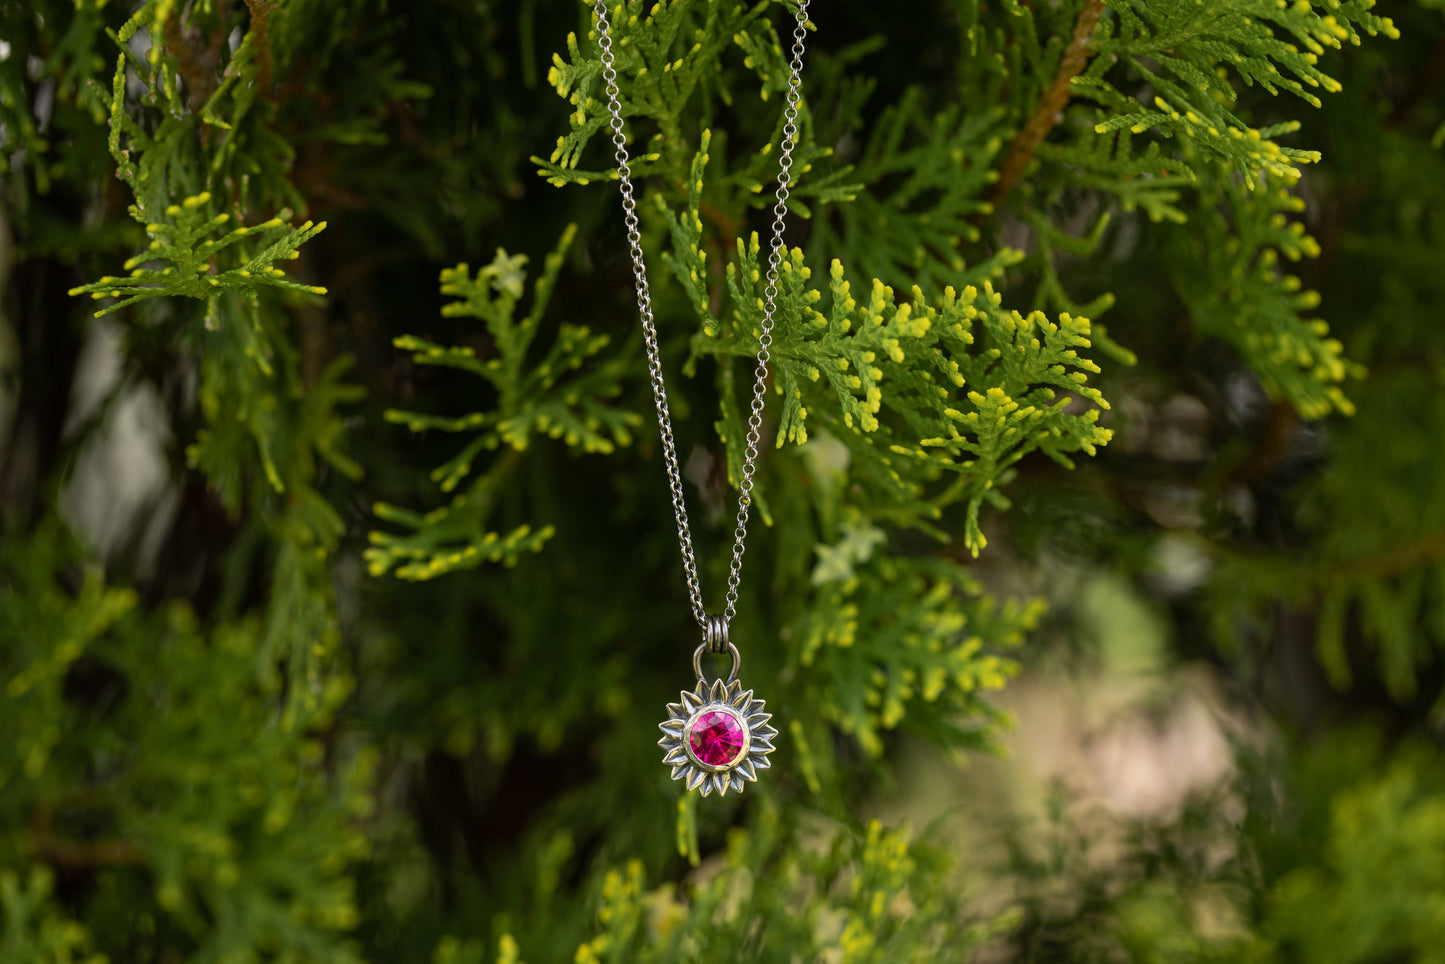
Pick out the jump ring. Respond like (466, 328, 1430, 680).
(703, 613, 730, 654)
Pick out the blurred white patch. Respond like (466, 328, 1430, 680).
(1224, 371, 1268, 423)
(1150, 531, 1214, 595)
(1114, 392, 1153, 456)
(1223, 483, 1256, 528)
(60, 318, 178, 575)
(1005, 666, 1238, 824)
(799, 427, 850, 484)
(1152, 393, 1210, 462)
(1085, 684, 1234, 820)
(683, 444, 726, 523)
(1140, 480, 1204, 529)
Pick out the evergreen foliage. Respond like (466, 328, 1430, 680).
(1, 0, 1440, 961)
(367, 226, 639, 580)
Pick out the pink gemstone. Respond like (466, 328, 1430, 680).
(688, 710, 745, 768)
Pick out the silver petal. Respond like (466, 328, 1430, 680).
(663, 746, 688, 766)
(708, 678, 728, 703)
(659, 719, 685, 737)
(726, 679, 743, 701)
(686, 767, 707, 792)
(735, 757, 757, 781)
(667, 701, 688, 721)
(711, 772, 729, 796)
(671, 764, 689, 781)
(752, 738, 775, 753)
(747, 712, 771, 727)
(680, 690, 703, 714)
(731, 688, 754, 710)
(657, 734, 674, 748)
(729, 772, 747, 792)
(692, 680, 709, 700)
(752, 754, 772, 769)
(755, 725, 779, 741)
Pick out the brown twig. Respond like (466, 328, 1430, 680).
(163, 14, 218, 111)
(987, 0, 1106, 213)
(243, 0, 275, 90)
(29, 832, 143, 868)
(1227, 400, 1300, 488)
(1338, 528, 1445, 583)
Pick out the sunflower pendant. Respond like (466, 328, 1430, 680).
(659, 676, 777, 797)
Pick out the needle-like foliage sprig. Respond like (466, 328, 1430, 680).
(68, 189, 326, 319)
(368, 226, 643, 580)
(69, 24, 328, 322)
(1001, 0, 1399, 417)
(657, 137, 1112, 555)
(1080, 0, 1400, 185)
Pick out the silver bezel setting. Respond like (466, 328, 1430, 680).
(681, 704, 752, 773)
(659, 678, 778, 796)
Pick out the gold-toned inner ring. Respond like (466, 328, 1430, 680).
(680, 704, 752, 773)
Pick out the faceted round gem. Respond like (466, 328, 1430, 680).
(687, 709, 746, 768)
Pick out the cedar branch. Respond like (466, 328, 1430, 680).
(988, 0, 1106, 212)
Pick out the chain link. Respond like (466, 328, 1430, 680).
(591, 0, 811, 633)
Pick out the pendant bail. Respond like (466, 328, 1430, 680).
(703, 613, 730, 654)
(692, 640, 741, 685)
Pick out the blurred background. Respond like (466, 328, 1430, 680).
(2, 1, 1444, 961)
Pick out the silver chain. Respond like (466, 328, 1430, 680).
(592, 0, 811, 634)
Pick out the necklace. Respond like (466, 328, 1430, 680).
(591, 0, 811, 796)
